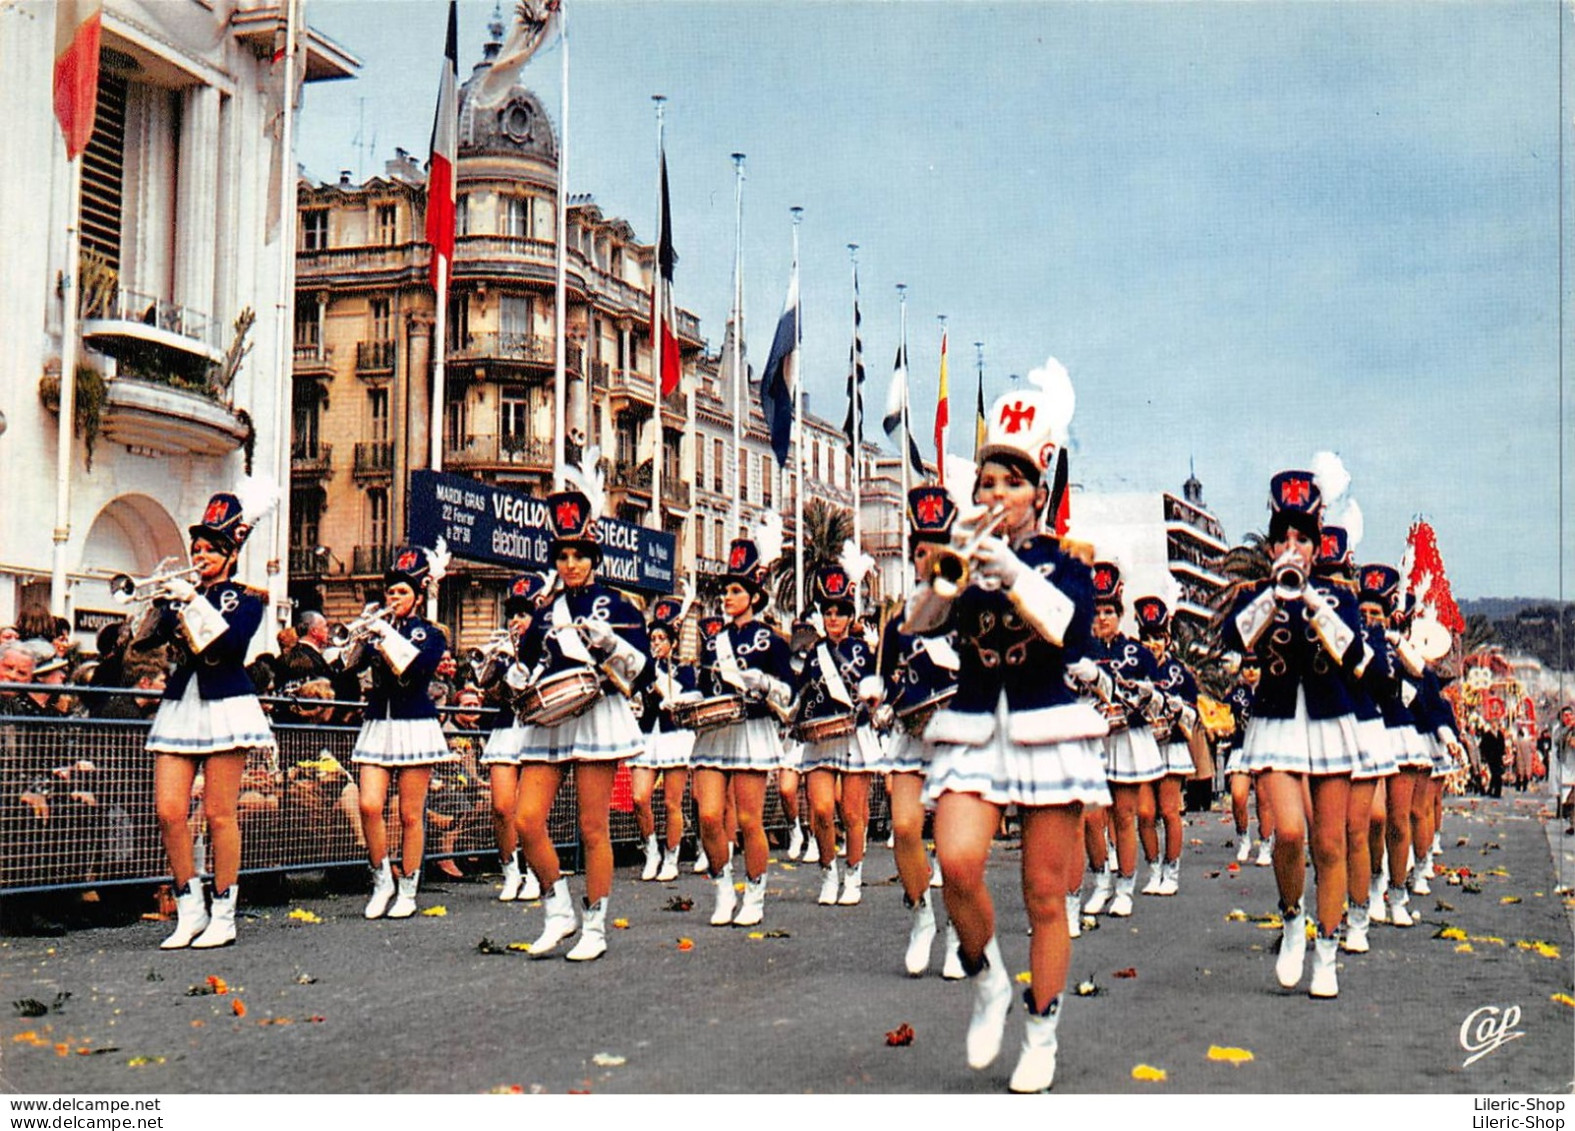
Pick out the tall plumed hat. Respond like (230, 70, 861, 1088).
(1318, 525, 1352, 569)
(721, 513, 783, 612)
(1091, 561, 1124, 609)
(907, 486, 958, 547)
(503, 572, 550, 616)
(1133, 595, 1170, 639)
(812, 566, 856, 612)
(189, 477, 280, 553)
(385, 538, 450, 593)
(1358, 564, 1401, 611)
(544, 488, 601, 565)
(978, 357, 1075, 483)
(1267, 469, 1322, 544)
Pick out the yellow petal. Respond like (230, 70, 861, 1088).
(1206, 1045, 1254, 1065)
(1132, 1064, 1168, 1082)
(611, 918, 630, 929)
(747, 931, 765, 940)
(421, 906, 448, 917)
(1551, 993, 1575, 1008)
(1014, 970, 1033, 984)
(591, 1052, 627, 1067)
(287, 908, 322, 924)
(1469, 935, 1505, 946)
(507, 942, 532, 952)
(1455, 943, 1474, 953)
(1438, 927, 1467, 940)
(1515, 940, 1560, 959)
(1224, 909, 1248, 922)
(1500, 896, 1522, 905)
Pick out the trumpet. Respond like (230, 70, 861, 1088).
(330, 605, 392, 647)
(109, 565, 200, 605)
(466, 629, 517, 671)
(1272, 560, 1307, 602)
(925, 504, 1008, 600)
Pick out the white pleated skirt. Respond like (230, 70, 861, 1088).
(1428, 735, 1458, 779)
(480, 722, 542, 766)
(1238, 688, 1359, 777)
(885, 728, 932, 775)
(629, 727, 696, 770)
(799, 725, 884, 774)
(690, 716, 783, 773)
(351, 717, 456, 767)
(516, 695, 644, 764)
(1105, 726, 1165, 784)
(924, 693, 1111, 810)
(147, 681, 275, 757)
(1389, 724, 1434, 771)
(1352, 717, 1399, 781)
(1161, 740, 1194, 777)
(1223, 743, 1248, 776)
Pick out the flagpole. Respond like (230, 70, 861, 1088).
(935, 313, 948, 489)
(50, 157, 84, 619)
(553, 1, 570, 487)
(847, 243, 861, 572)
(896, 283, 910, 600)
(790, 205, 804, 618)
(268, 0, 302, 628)
(650, 95, 665, 533)
(730, 152, 745, 543)
(973, 340, 985, 462)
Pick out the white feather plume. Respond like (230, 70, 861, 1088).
(1340, 499, 1365, 550)
(562, 443, 605, 518)
(675, 578, 695, 624)
(1310, 451, 1351, 507)
(942, 454, 986, 524)
(425, 537, 451, 583)
(839, 538, 875, 587)
(752, 510, 784, 566)
(232, 475, 281, 525)
(1024, 356, 1076, 445)
(1399, 540, 1416, 587)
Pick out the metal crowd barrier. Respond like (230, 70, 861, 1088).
(0, 685, 886, 895)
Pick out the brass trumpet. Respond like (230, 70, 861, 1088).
(925, 505, 1007, 599)
(109, 565, 200, 605)
(466, 629, 516, 670)
(330, 604, 392, 647)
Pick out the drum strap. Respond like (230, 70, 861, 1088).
(920, 635, 961, 670)
(714, 628, 747, 692)
(655, 660, 680, 710)
(551, 595, 596, 665)
(816, 642, 854, 708)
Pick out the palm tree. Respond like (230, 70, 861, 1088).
(766, 497, 852, 618)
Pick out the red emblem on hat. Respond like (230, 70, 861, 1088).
(729, 544, 748, 571)
(1094, 566, 1114, 591)
(1364, 569, 1387, 592)
(511, 578, 530, 597)
(916, 495, 945, 524)
(999, 401, 1036, 434)
(555, 499, 583, 533)
(395, 550, 420, 572)
(1139, 601, 1162, 624)
(203, 499, 227, 525)
(826, 571, 846, 595)
(1280, 477, 1311, 507)
(1320, 533, 1339, 559)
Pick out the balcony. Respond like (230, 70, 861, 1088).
(296, 242, 426, 287)
(81, 287, 225, 370)
(449, 330, 552, 368)
(608, 458, 652, 496)
(353, 441, 394, 480)
(356, 339, 396, 376)
(291, 440, 333, 478)
(444, 433, 554, 471)
(92, 376, 250, 458)
(289, 547, 322, 575)
(661, 475, 689, 508)
(353, 545, 395, 576)
(293, 341, 333, 379)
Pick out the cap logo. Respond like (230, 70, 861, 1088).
(395, 550, 420, 572)
(555, 499, 583, 532)
(1280, 477, 1311, 507)
(511, 579, 529, 597)
(203, 499, 228, 525)
(826, 571, 846, 595)
(1094, 566, 1114, 591)
(729, 544, 748, 570)
(916, 494, 945, 524)
(1364, 569, 1387, 591)
(999, 401, 1036, 434)
(1320, 533, 1339, 559)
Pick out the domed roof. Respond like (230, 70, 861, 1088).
(457, 13, 558, 165)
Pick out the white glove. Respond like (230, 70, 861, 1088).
(579, 618, 617, 654)
(163, 577, 197, 604)
(368, 615, 397, 638)
(857, 675, 884, 707)
(1067, 658, 1100, 683)
(739, 668, 770, 694)
(972, 536, 1024, 589)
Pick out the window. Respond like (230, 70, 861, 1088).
(302, 209, 328, 252)
(616, 421, 638, 468)
(292, 401, 320, 453)
(368, 388, 389, 443)
(762, 453, 774, 507)
(290, 488, 322, 553)
(500, 294, 533, 352)
(367, 488, 389, 547)
(455, 194, 469, 237)
(293, 300, 320, 349)
(696, 437, 706, 489)
(504, 196, 530, 239)
(695, 515, 707, 559)
(714, 518, 725, 560)
(445, 395, 468, 450)
(375, 203, 397, 245)
(447, 293, 469, 351)
(663, 430, 681, 483)
(501, 391, 530, 452)
(712, 438, 724, 492)
(370, 297, 391, 343)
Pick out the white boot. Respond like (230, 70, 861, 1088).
(1387, 884, 1414, 928)
(498, 853, 524, 902)
(817, 860, 840, 906)
(1410, 866, 1431, 896)
(787, 822, 805, 861)
(1235, 830, 1252, 863)
(1275, 904, 1309, 988)
(1367, 873, 1389, 924)
(363, 859, 395, 920)
(566, 898, 608, 961)
(1141, 859, 1165, 895)
(836, 860, 863, 906)
(387, 873, 419, 919)
(529, 879, 578, 956)
(1008, 992, 1062, 1093)
(656, 844, 680, 883)
(1308, 935, 1339, 998)
(964, 936, 1012, 1070)
(1430, 832, 1442, 859)
(904, 892, 937, 976)
(191, 885, 237, 949)
(1255, 835, 1275, 867)
(802, 836, 821, 867)
(1065, 893, 1082, 939)
(1108, 872, 1137, 918)
(941, 922, 966, 980)
(1342, 904, 1370, 954)
(709, 863, 737, 926)
(520, 864, 542, 901)
(160, 878, 210, 949)
(640, 834, 661, 881)
(929, 854, 944, 889)
(693, 846, 710, 875)
(1157, 859, 1180, 896)
(733, 872, 767, 927)
(1082, 865, 1114, 915)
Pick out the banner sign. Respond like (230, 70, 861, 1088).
(408, 470, 675, 594)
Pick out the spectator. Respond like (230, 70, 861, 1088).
(1477, 724, 1506, 799)
(0, 641, 46, 718)
(13, 603, 56, 643)
(96, 657, 168, 721)
(1553, 705, 1575, 835)
(0, 625, 19, 645)
(282, 612, 334, 681)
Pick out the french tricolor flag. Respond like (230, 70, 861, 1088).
(426, 1, 458, 297)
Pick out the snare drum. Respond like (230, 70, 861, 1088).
(517, 668, 603, 726)
(672, 695, 747, 734)
(794, 713, 857, 744)
(895, 689, 956, 738)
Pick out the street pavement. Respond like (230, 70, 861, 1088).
(2, 791, 1572, 1095)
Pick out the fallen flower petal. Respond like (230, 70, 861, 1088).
(286, 908, 322, 924)
(1500, 896, 1522, 905)
(612, 919, 630, 930)
(1515, 940, 1560, 959)
(591, 1052, 627, 1067)
(206, 975, 228, 995)
(676, 938, 694, 951)
(1075, 980, 1100, 997)
(420, 906, 448, 917)
(488, 1085, 525, 1094)
(231, 999, 246, 1018)
(664, 896, 694, 912)
(1206, 1045, 1255, 1065)
(126, 1056, 166, 1067)
(1551, 993, 1575, 1008)
(1015, 971, 1033, 985)
(1132, 1064, 1168, 1082)
(1455, 944, 1474, 954)
(1224, 909, 1248, 922)
(1436, 926, 1467, 941)
(884, 1023, 916, 1047)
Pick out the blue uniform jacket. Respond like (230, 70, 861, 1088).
(155, 582, 264, 702)
(795, 633, 874, 726)
(346, 614, 447, 721)
(633, 658, 699, 734)
(515, 584, 650, 694)
(698, 619, 792, 721)
(1225, 681, 1256, 743)
(1349, 622, 1396, 723)
(1083, 633, 1161, 729)
(1415, 669, 1460, 741)
(877, 617, 958, 718)
(1222, 579, 1363, 721)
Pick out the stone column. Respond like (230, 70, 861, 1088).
(174, 84, 220, 343)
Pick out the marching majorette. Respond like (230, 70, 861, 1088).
(476, 571, 550, 903)
(345, 542, 456, 921)
(1413, 606, 1465, 890)
(145, 482, 279, 949)
(1222, 470, 1363, 997)
(866, 484, 963, 977)
(690, 518, 793, 928)
(1076, 561, 1165, 919)
(630, 593, 700, 882)
(905, 357, 1110, 1093)
(511, 478, 649, 961)
(797, 549, 883, 908)
(1133, 595, 1200, 897)
(1222, 653, 1271, 865)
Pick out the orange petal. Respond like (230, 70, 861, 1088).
(677, 938, 694, 951)
(231, 999, 247, 1018)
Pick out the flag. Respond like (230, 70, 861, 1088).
(53, 0, 103, 160)
(841, 266, 865, 456)
(264, 0, 306, 246)
(973, 357, 987, 459)
(425, 1, 459, 296)
(471, 0, 561, 110)
(759, 264, 799, 468)
(882, 341, 925, 479)
(650, 145, 681, 397)
(934, 328, 950, 486)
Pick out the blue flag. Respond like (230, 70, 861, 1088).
(760, 266, 799, 468)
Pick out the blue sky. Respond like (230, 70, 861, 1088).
(295, 0, 1566, 602)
